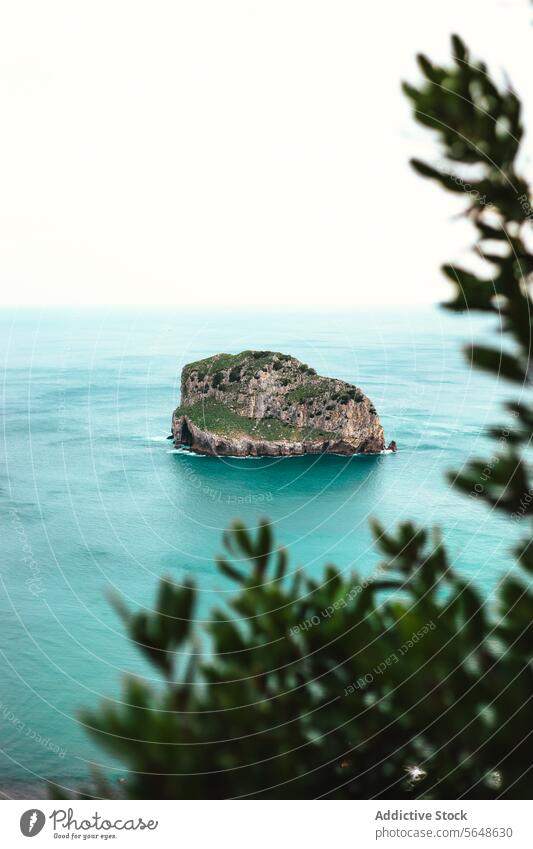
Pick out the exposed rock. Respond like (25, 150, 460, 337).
(387, 440, 398, 452)
(172, 350, 386, 457)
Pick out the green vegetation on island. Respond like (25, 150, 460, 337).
(60, 34, 533, 799)
(183, 350, 300, 381)
(172, 348, 384, 454)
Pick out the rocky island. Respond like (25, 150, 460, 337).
(172, 351, 389, 457)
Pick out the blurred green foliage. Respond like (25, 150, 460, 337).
(64, 35, 533, 799)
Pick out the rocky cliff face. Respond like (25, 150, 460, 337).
(172, 350, 385, 456)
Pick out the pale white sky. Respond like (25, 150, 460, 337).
(0, 0, 531, 308)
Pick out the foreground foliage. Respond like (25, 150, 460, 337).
(65, 36, 533, 798)
(172, 399, 331, 441)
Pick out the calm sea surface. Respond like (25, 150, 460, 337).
(0, 307, 517, 793)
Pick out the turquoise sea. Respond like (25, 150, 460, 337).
(0, 306, 517, 796)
